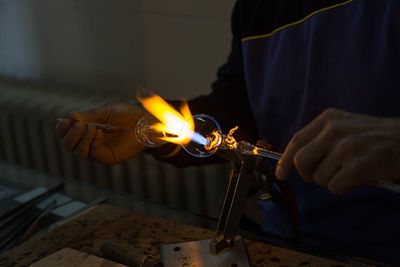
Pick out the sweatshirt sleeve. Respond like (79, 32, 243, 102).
(146, 1, 259, 167)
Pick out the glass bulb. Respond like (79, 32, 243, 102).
(181, 114, 221, 158)
(135, 115, 166, 147)
(135, 113, 222, 158)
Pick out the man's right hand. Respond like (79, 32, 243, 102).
(55, 103, 146, 165)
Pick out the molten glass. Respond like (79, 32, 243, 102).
(134, 91, 280, 159)
(181, 114, 221, 158)
(135, 91, 221, 157)
(135, 113, 221, 158)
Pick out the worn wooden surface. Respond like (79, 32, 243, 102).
(0, 204, 358, 267)
(30, 248, 127, 267)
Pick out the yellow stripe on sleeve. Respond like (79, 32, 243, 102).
(241, 0, 354, 42)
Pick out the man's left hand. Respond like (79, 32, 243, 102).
(276, 108, 400, 194)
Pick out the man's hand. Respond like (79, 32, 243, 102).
(55, 103, 146, 165)
(275, 108, 400, 194)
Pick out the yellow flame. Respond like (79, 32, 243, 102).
(138, 93, 194, 144)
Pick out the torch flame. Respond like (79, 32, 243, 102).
(137, 92, 194, 145)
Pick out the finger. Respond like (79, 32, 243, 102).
(327, 162, 366, 194)
(70, 109, 104, 123)
(276, 119, 325, 180)
(292, 136, 330, 182)
(55, 119, 72, 139)
(276, 108, 348, 180)
(89, 129, 114, 164)
(73, 125, 97, 158)
(312, 151, 342, 187)
(61, 122, 87, 151)
(89, 129, 104, 160)
(69, 111, 84, 122)
(92, 129, 104, 150)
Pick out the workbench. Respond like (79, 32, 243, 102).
(0, 204, 364, 266)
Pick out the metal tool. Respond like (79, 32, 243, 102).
(208, 132, 298, 256)
(57, 118, 134, 133)
(0, 182, 64, 253)
(202, 126, 400, 257)
(223, 136, 400, 194)
(101, 239, 163, 267)
(162, 130, 295, 266)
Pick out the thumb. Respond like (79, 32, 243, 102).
(70, 109, 104, 123)
(89, 129, 115, 165)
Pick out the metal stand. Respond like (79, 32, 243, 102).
(162, 143, 296, 266)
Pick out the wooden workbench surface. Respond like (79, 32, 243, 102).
(0, 204, 359, 267)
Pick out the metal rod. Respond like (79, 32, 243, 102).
(254, 147, 400, 194)
(254, 148, 282, 161)
(58, 118, 400, 194)
(57, 119, 133, 132)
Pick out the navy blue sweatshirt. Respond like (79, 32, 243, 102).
(150, 1, 400, 265)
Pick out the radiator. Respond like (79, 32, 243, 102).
(0, 77, 228, 219)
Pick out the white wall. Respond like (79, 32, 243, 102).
(0, 0, 235, 99)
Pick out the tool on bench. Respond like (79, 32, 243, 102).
(101, 239, 163, 267)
